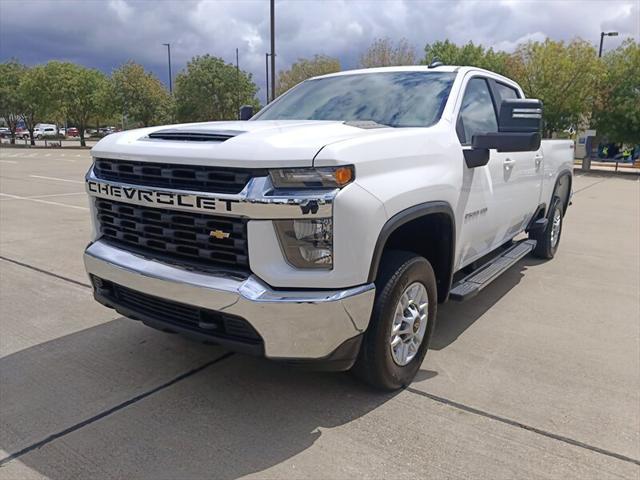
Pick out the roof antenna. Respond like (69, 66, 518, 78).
(428, 58, 443, 68)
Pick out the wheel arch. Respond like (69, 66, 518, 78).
(367, 201, 456, 303)
(552, 170, 572, 214)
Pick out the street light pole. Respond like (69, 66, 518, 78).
(270, 0, 275, 101)
(265, 53, 271, 104)
(162, 43, 173, 93)
(599, 31, 619, 57)
(236, 48, 240, 119)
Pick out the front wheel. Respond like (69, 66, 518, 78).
(353, 251, 437, 391)
(532, 196, 563, 259)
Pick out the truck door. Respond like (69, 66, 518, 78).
(455, 76, 542, 268)
(455, 76, 502, 267)
(490, 81, 543, 239)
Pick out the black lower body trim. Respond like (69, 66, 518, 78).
(272, 334, 364, 372)
(92, 277, 264, 357)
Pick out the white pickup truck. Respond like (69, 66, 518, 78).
(84, 65, 573, 390)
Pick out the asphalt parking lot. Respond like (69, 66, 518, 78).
(0, 148, 638, 479)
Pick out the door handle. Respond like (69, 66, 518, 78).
(503, 158, 515, 169)
(534, 154, 543, 167)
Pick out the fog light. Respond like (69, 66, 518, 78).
(274, 218, 333, 269)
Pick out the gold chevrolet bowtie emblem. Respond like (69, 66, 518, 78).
(209, 229, 231, 240)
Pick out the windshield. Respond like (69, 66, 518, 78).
(254, 71, 456, 128)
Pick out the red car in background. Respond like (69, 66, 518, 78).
(66, 127, 79, 137)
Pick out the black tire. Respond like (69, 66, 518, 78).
(353, 251, 437, 391)
(532, 196, 563, 259)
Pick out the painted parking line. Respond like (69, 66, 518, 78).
(0, 160, 18, 164)
(29, 175, 84, 184)
(0, 192, 85, 200)
(0, 192, 88, 210)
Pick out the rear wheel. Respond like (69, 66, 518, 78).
(353, 251, 437, 391)
(532, 196, 563, 259)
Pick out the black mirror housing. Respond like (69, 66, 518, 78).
(463, 148, 490, 168)
(239, 105, 254, 121)
(499, 98, 543, 133)
(472, 132, 541, 152)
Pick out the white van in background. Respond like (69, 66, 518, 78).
(20, 124, 58, 140)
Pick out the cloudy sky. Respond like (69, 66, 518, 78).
(1, 0, 638, 103)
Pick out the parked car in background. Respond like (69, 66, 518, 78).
(0, 127, 10, 138)
(67, 127, 79, 137)
(19, 124, 58, 140)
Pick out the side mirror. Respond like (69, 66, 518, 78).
(239, 105, 254, 121)
(499, 98, 543, 133)
(465, 99, 543, 167)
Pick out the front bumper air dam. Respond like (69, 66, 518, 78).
(84, 240, 375, 364)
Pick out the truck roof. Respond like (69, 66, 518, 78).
(311, 65, 516, 85)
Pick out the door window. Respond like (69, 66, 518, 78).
(457, 78, 498, 145)
(494, 82, 520, 106)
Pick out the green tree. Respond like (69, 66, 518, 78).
(0, 59, 26, 144)
(93, 78, 119, 133)
(422, 40, 511, 75)
(18, 65, 55, 145)
(275, 55, 340, 96)
(592, 39, 640, 145)
(112, 62, 171, 127)
(359, 38, 416, 68)
(48, 62, 110, 146)
(174, 54, 259, 122)
(508, 38, 604, 137)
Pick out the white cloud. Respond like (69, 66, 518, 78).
(108, 0, 133, 22)
(493, 32, 547, 52)
(1, 0, 637, 103)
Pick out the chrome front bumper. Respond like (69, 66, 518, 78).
(84, 241, 375, 360)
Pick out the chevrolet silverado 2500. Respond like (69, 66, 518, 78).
(84, 65, 573, 390)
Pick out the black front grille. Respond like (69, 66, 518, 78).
(94, 158, 267, 194)
(93, 277, 262, 346)
(96, 198, 248, 270)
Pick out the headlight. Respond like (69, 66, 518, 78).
(274, 218, 333, 269)
(269, 166, 354, 189)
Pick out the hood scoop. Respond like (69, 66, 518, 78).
(147, 128, 244, 142)
(343, 120, 390, 129)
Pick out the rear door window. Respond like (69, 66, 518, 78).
(494, 82, 520, 103)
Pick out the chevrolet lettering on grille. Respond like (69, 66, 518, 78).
(85, 175, 335, 219)
(87, 180, 238, 213)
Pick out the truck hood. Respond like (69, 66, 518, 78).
(91, 120, 389, 168)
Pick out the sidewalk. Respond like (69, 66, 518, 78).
(574, 159, 640, 175)
(0, 139, 98, 149)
